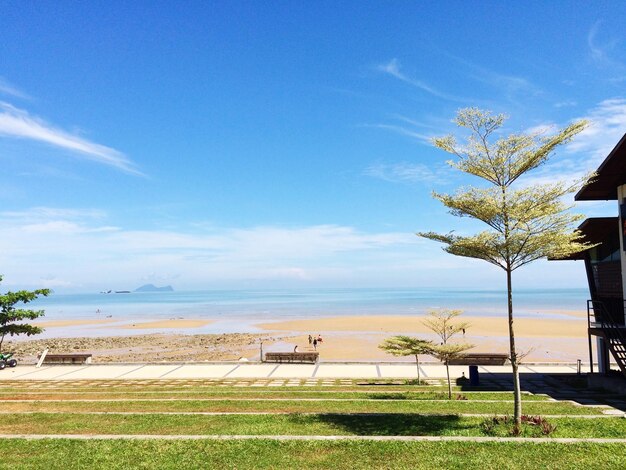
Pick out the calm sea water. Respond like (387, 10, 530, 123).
(31, 287, 589, 322)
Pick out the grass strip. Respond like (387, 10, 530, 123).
(0, 384, 458, 393)
(0, 399, 601, 415)
(0, 390, 551, 401)
(0, 413, 624, 438)
(0, 439, 625, 469)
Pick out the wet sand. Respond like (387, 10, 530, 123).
(5, 333, 283, 364)
(257, 314, 587, 338)
(34, 319, 118, 328)
(116, 319, 214, 329)
(10, 312, 591, 363)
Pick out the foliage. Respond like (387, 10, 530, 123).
(418, 108, 592, 424)
(481, 415, 557, 437)
(378, 335, 434, 382)
(0, 275, 50, 352)
(423, 308, 473, 398)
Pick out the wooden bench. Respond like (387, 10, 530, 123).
(448, 353, 508, 366)
(448, 353, 508, 386)
(38, 353, 93, 365)
(264, 352, 319, 363)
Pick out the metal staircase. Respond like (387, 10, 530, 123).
(588, 300, 626, 377)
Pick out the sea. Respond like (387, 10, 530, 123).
(27, 287, 590, 337)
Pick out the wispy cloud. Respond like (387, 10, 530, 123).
(362, 113, 442, 145)
(419, 47, 541, 104)
(0, 77, 30, 100)
(470, 69, 539, 100)
(554, 100, 577, 108)
(365, 162, 449, 184)
(0, 207, 423, 290)
(0, 207, 107, 221)
(362, 123, 431, 144)
(0, 102, 142, 175)
(519, 98, 626, 188)
(567, 98, 626, 161)
(587, 21, 625, 73)
(377, 59, 465, 102)
(0, 206, 586, 290)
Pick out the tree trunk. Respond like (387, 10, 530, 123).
(445, 361, 452, 399)
(415, 354, 420, 383)
(0, 333, 4, 354)
(507, 267, 522, 427)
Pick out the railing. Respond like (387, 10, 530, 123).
(587, 300, 626, 377)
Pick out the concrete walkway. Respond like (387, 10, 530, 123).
(0, 362, 586, 381)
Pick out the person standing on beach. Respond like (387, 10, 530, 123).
(313, 338, 317, 350)
(308, 335, 312, 345)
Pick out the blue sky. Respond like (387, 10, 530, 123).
(1, 1, 625, 292)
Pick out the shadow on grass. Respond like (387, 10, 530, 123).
(457, 372, 626, 412)
(309, 413, 467, 436)
(365, 392, 448, 401)
(365, 393, 409, 400)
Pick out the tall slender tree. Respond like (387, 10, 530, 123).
(0, 276, 50, 353)
(418, 108, 593, 427)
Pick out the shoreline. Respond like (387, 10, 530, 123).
(9, 312, 592, 363)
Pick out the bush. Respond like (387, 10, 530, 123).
(481, 415, 557, 437)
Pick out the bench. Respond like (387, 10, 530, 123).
(264, 352, 319, 363)
(38, 353, 93, 364)
(448, 353, 508, 386)
(448, 353, 508, 366)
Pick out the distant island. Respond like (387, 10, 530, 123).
(134, 284, 174, 293)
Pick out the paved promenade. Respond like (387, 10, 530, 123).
(0, 362, 587, 381)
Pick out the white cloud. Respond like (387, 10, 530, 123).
(587, 21, 620, 67)
(524, 123, 557, 136)
(512, 98, 626, 189)
(39, 276, 75, 288)
(554, 100, 577, 108)
(567, 98, 626, 162)
(0, 207, 424, 290)
(0, 102, 142, 175)
(0, 207, 106, 221)
(376, 59, 465, 102)
(0, 206, 588, 291)
(362, 123, 431, 144)
(0, 77, 30, 100)
(428, 48, 541, 103)
(365, 162, 449, 184)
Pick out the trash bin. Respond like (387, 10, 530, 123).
(469, 365, 479, 386)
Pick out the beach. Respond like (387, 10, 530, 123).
(6, 310, 591, 364)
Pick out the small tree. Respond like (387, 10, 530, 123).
(379, 335, 434, 383)
(423, 309, 473, 399)
(0, 276, 50, 353)
(418, 108, 592, 426)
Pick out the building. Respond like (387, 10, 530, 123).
(560, 134, 626, 378)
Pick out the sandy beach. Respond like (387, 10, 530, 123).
(257, 314, 587, 338)
(7, 312, 591, 364)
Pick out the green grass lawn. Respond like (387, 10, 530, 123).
(1, 439, 625, 470)
(1, 413, 624, 438)
(0, 389, 553, 401)
(0, 378, 623, 469)
(0, 398, 602, 415)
